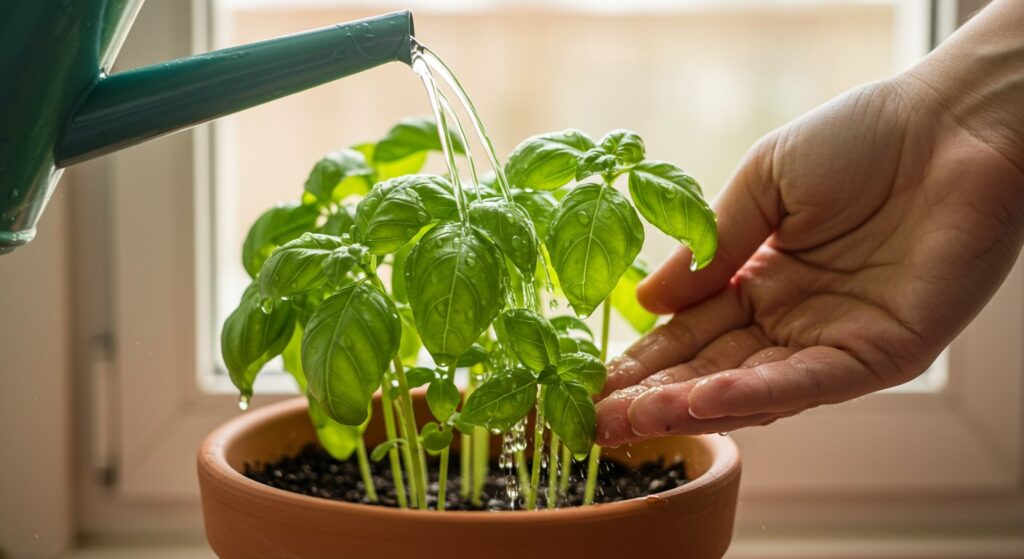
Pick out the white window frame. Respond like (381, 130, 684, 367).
(70, 0, 1024, 553)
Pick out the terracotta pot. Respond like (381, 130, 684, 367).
(198, 395, 741, 559)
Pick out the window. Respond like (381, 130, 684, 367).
(71, 0, 1023, 554)
(207, 0, 939, 392)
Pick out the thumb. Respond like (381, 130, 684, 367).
(637, 141, 783, 313)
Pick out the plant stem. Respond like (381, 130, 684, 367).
(438, 447, 450, 511)
(460, 432, 472, 498)
(599, 296, 612, 362)
(472, 425, 488, 506)
(527, 391, 546, 510)
(559, 444, 572, 494)
(393, 401, 420, 508)
(391, 357, 429, 510)
(460, 372, 478, 498)
(380, 389, 408, 508)
(584, 297, 613, 505)
(515, 450, 530, 505)
(583, 447, 601, 505)
(547, 434, 560, 509)
(355, 436, 378, 503)
(363, 261, 428, 509)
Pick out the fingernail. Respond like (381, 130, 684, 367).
(688, 377, 725, 419)
(627, 386, 679, 436)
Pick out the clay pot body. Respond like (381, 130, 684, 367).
(198, 395, 741, 559)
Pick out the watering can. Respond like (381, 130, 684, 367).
(0, 1, 415, 254)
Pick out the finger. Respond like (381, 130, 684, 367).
(596, 381, 777, 446)
(687, 346, 887, 419)
(600, 287, 751, 397)
(639, 327, 768, 388)
(636, 143, 783, 314)
(739, 346, 797, 368)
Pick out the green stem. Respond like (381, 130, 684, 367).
(472, 425, 488, 506)
(355, 436, 378, 502)
(583, 446, 601, 505)
(392, 357, 429, 510)
(559, 444, 571, 494)
(438, 447, 450, 511)
(547, 435, 560, 509)
(460, 373, 478, 498)
(380, 389, 408, 508)
(460, 433, 472, 498)
(515, 450, 530, 503)
(393, 400, 420, 508)
(363, 260, 428, 510)
(527, 390, 546, 510)
(584, 298, 613, 505)
(599, 296, 612, 362)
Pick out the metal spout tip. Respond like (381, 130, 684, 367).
(0, 228, 37, 255)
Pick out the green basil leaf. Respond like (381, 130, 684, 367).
(545, 183, 644, 317)
(308, 395, 365, 461)
(550, 315, 593, 341)
(352, 142, 428, 181)
(371, 438, 406, 462)
(289, 291, 324, 329)
(281, 324, 307, 392)
(304, 149, 373, 203)
(468, 198, 538, 274)
(543, 381, 596, 455)
(449, 411, 474, 436)
(404, 366, 437, 388)
(456, 343, 489, 367)
(319, 207, 355, 237)
(390, 225, 432, 304)
(460, 368, 537, 432)
(258, 233, 345, 302)
(611, 257, 657, 333)
(628, 161, 717, 270)
(324, 244, 366, 287)
(499, 308, 560, 371)
(575, 148, 617, 181)
(355, 175, 457, 255)
(242, 203, 320, 278)
(302, 281, 401, 425)
(221, 283, 295, 399)
(420, 422, 454, 454)
(374, 118, 465, 162)
(511, 189, 557, 238)
(600, 129, 646, 165)
(557, 352, 606, 395)
(427, 379, 460, 423)
(398, 306, 422, 367)
(405, 223, 506, 366)
(557, 335, 600, 358)
(505, 129, 595, 191)
(537, 364, 559, 385)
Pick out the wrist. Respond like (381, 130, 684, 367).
(900, 0, 1024, 172)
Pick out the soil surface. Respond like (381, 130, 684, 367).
(245, 444, 688, 511)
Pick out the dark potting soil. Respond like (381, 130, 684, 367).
(244, 443, 688, 511)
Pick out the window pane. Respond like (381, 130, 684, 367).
(207, 0, 939, 392)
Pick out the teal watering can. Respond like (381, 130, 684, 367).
(0, 1, 415, 253)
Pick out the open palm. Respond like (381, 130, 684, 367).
(596, 76, 1024, 446)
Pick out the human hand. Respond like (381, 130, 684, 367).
(596, 61, 1024, 445)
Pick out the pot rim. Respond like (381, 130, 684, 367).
(199, 396, 740, 523)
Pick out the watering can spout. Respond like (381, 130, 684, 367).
(0, 4, 414, 253)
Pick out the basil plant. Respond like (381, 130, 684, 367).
(222, 118, 717, 511)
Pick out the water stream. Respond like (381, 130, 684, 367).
(409, 40, 564, 505)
